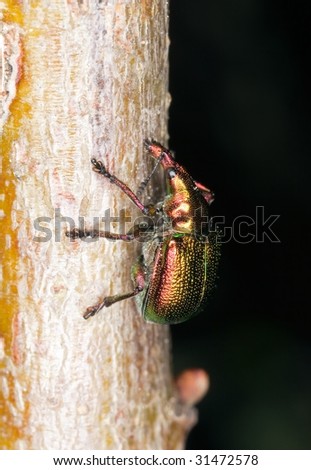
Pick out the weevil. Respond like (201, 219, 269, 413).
(67, 140, 220, 324)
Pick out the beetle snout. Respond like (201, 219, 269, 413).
(144, 139, 174, 167)
(144, 139, 163, 158)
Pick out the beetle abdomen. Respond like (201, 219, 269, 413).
(143, 234, 219, 324)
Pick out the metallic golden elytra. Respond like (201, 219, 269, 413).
(67, 140, 220, 323)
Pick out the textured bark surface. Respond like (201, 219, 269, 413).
(0, 0, 196, 450)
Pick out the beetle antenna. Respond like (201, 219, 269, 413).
(137, 153, 163, 197)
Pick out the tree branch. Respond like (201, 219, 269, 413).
(0, 0, 197, 449)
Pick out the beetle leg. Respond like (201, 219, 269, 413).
(66, 224, 155, 242)
(194, 181, 215, 205)
(83, 284, 144, 319)
(84, 256, 147, 320)
(91, 158, 153, 216)
(66, 227, 134, 241)
(83, 256, 146, 320)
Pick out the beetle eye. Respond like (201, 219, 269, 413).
(167, 168, 177, 179)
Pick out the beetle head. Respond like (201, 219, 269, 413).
(144, 139, 192, 195)
(144, 139, 210, 235)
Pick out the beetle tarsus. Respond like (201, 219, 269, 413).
(83, 307, 97, 320)
(90, 157, 148, 214)
(66, 228, 83, 239)
(66, 228, 98, 239)
(83, 286, 145, 320)
(91, 158, 110, 177)
(66, 227, 136, 241)
(83, 297, 116, 319)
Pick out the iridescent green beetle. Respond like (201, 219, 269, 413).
(67, 140, 220, 324)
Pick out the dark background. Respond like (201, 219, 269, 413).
(168, 0, 311, 449)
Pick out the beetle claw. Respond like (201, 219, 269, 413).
(83, 297, 114, 320)
(91, 158, 107, 175)
(83, 306, 99, 320)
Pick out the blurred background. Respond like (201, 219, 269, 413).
(168, 0, 311, 449)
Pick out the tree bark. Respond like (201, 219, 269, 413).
(0, 0, 196, 450)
